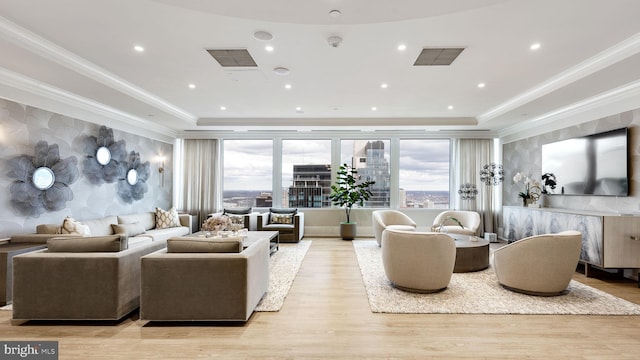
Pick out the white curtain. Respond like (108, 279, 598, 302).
(452, 139, 496, 234)
(177, 139, 219, 229)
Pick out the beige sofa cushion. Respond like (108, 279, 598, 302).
(111, 222, 146, 237)
(36, 223, 61, 234)
(47, 235, 127, 252)
(82, 216, 118, 236)
(167, 238, 242, 253)
(117, 212, 155, 231)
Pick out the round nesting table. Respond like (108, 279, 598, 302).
(447, 234, 490, 273)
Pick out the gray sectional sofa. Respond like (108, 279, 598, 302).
(10, 211, 193, 321)
(140, 236, 270, 321)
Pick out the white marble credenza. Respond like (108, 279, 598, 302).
(503, 206, 640, 269)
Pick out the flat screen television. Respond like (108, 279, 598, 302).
(541, 128, 629, 196)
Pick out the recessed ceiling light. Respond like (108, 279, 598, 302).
(220, 106, 226, 111)
(295, 106, 302, 111)
(285, 84, 292, 89)
(448, 105, 454, 110)
(397, 44, 407, 51)
(265, 45, 274, 52)
(133, 45, 144, 52)
(253, 30, 273, 41)
(530, 43, 541, 50)
(478, 83, 486, 88)
(371, 107, 377, 111)
(381, 83, 388, 89)
(188, 84, 196, 89)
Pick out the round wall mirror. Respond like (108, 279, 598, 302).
(32, 167, 55, 190)
(96, 146, 111, 165)
(126, 168, 138, 185)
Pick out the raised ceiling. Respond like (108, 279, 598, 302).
(1, 0, 640, 136)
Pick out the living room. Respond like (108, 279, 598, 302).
(1, 1, 640, 358)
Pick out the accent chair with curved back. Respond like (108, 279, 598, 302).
(381, 229, 456, 293)
(493, 230, 582, 296)
(432, 210, 481, 236)
(372, 210, 417, 246)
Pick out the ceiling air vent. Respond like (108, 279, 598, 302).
(207, 49, 257, 67)
(414, 48, 464, 66)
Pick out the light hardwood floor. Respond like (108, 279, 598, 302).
(2, 238, 639, 359)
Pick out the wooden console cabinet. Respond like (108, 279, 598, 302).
(503, 206, 640, 269)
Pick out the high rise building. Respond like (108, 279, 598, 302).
(288, 164, 332, 208)
(352, 140, 390, 207)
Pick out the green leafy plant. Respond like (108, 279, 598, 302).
(329, 163, 375, 223)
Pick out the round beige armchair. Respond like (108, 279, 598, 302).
(372, 210, 417, 246)
(432, 210, 481, 236)
(381, 229, 456, 293)
(493, 230, 582, 296)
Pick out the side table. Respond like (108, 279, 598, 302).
(1, 242, 47, 305)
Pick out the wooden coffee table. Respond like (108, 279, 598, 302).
(447, 234, 490, 273)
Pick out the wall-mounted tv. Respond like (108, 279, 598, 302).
(541, 128, 629, 196)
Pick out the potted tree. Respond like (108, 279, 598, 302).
(330, 163, 375, 240)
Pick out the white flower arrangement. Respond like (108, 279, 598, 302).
(202, 214, 231, 231)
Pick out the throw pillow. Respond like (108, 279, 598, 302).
(269, 213, 294, 225)
(47, 235, 127, 252)
(156, 207, 180, 229)
(223, 207, 252, 215)
(227, 214, 245, 225)
(60, 216, 92, 236)
(111, 222, 145, 237)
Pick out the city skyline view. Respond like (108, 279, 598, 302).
(223, 139, 451, 191)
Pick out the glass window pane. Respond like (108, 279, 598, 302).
(282, 140, 332, 208)
(399, 139, 450, 208)
(223, 140, 273, 208)
(340, 139, 390, 208)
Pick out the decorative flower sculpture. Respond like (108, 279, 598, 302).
(479, 163, 504, 186)
(6, 141, 79, 217)
(79, 126, 127, 184)
(117, 151, 150, 203)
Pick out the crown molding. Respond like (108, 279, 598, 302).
(498, 79, 640, 143)
(0, 15, 196, 124)
(0, 67, 177, 143)
(479, 31, 640, 123)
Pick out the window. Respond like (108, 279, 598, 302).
(223, 140, 273, 208)
(341, 139, 390, 208)
(282, 140, 332, 208)
(399, 139, 450, 208)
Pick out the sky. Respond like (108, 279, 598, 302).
(222, 139, 450, 191)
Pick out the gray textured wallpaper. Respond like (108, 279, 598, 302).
(0, 98, 173, 238)
(502, 109, 639, 215)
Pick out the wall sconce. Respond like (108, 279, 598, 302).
(157, 156, 165, 187)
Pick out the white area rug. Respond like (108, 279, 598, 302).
(255, 240, 311, 312)
(353, 240, 640, 315)
(0, 240, 312, 314)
